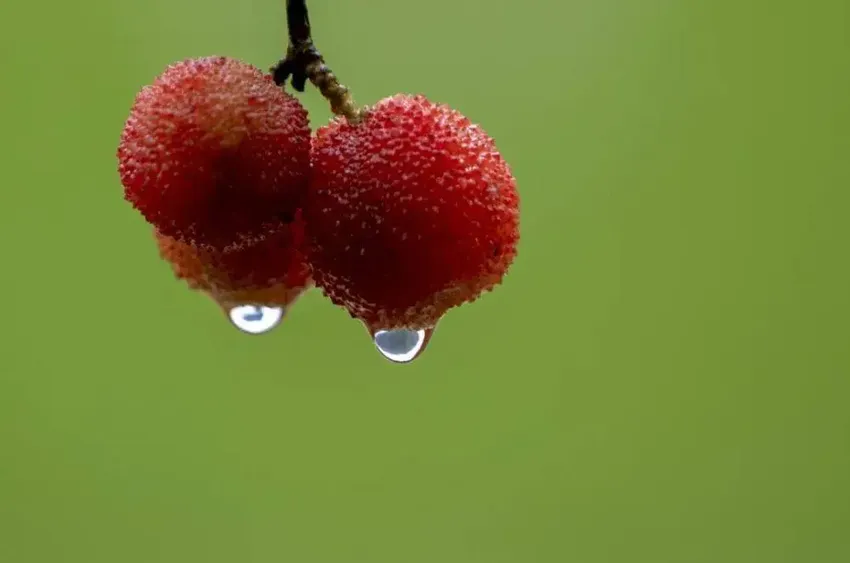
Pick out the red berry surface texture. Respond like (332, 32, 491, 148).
(118, 56, 311, 251)
(154, 215, 311, 311)
(306, 94, 520, 330)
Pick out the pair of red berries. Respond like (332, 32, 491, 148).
(118, 56, 520, 339)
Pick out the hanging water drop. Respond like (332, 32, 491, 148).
(372, 327, 434, 363)
(228, 304, 284, 334)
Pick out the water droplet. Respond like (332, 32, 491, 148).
(228, 305, 284, 334)
(372, 327, 434, 363)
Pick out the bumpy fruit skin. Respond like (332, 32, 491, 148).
(119, 56, 311, 250)
(305, 94, 520, 330)
(154, 214, 312, 310)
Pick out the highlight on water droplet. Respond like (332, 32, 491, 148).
(228, 304, 284, 334)
(371, 327, 435, 363)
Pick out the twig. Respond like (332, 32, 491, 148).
(271, 0, 363, 123)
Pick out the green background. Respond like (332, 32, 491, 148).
(1, 0, 848, 561)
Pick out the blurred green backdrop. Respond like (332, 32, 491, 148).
(1, 0, 848, 562)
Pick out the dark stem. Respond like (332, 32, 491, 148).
(271, 0, 363, 123)
(285, 0, 312, 46)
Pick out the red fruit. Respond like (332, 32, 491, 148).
(154, 215, 311, 309)
(119, 56, 311, 250)
(305, 94, 520, 330)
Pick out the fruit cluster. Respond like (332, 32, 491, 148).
(117, 24, 519, 350)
